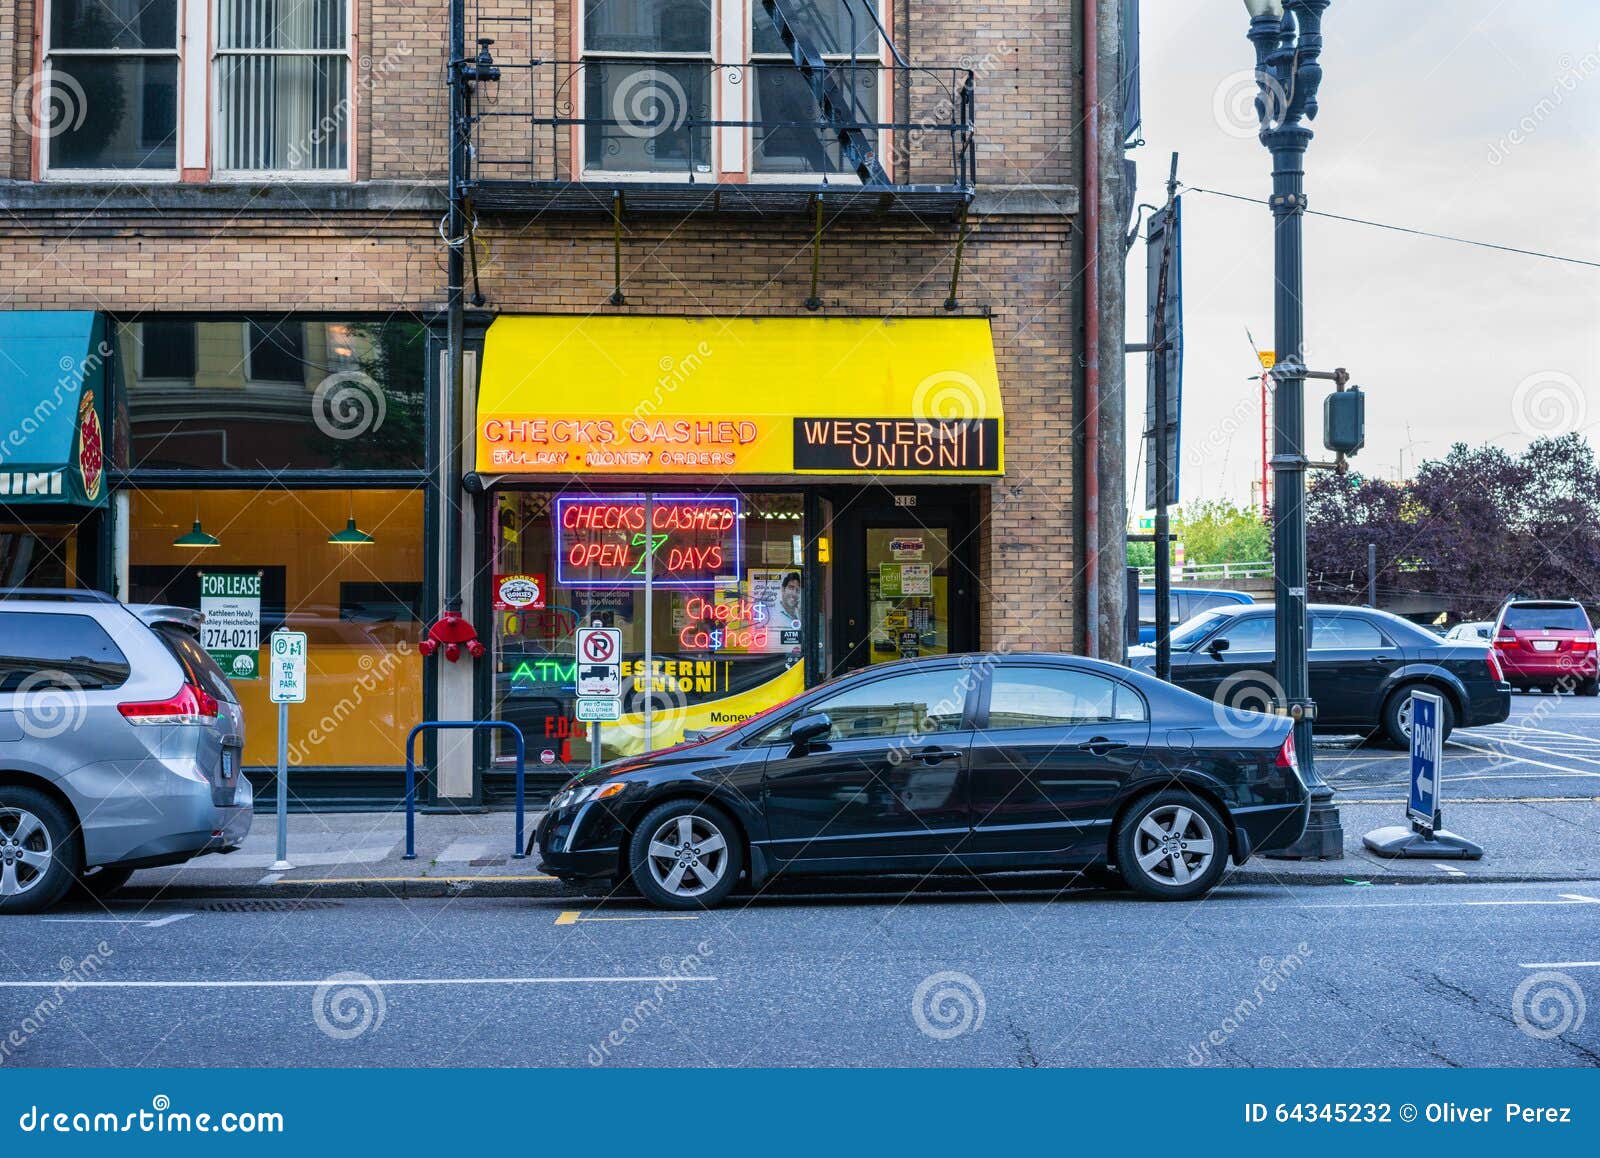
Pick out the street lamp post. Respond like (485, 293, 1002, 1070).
(1244, 0, 1343, 858)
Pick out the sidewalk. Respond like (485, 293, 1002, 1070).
(114, 794, 1600, 902)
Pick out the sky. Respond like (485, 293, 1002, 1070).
(1125, 0, 1600, 512)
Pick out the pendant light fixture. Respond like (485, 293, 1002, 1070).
(172, 503, 220, 549)
(327, 493, 375, 545)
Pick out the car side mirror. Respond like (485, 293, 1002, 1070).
(1207, 638, 1231, 657)
(787, 713, 832, 749)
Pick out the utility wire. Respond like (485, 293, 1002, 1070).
(1182, 185, 1600, 270)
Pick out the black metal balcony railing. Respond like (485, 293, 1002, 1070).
(459, 25, 976, 219)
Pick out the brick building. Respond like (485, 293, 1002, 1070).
(0, 0, 1131, 802)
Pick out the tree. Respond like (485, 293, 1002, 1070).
(1174, 499, 1271, 565)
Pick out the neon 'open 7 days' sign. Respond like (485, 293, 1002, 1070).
(555, 495, 742, 588)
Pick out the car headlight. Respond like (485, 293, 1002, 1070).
(553, 781, 627, 811)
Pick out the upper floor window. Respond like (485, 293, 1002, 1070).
(39, 0, 351, 180)
(43, 0, 180, 175)
(749, 0, 881, 176)
(215, 0, 351, 175)
(582, 0, 715, 175)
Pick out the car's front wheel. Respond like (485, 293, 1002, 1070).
(0, 787, 81, 915)
(1114, 792, 1229, 901)
(627, 800, 743, 911)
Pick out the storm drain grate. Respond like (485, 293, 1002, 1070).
(196, 899, 344, 913)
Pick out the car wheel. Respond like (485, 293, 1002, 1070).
(1382, 687, 1455, 748)
(1579, 679, 1599, 698)
(627, 800, 743, 911)
(69, 865, 136, 901)
(0, 788, 80, 915)
(1114, 792, 1229, 901)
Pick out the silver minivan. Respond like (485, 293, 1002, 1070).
(0, 589, 252, 913)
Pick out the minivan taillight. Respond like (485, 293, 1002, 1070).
(118, 683, 218, 726)
(1495, 633, 1518, 647)
(1275, 731, 1299, 777)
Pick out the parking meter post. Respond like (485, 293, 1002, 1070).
(269, 701, 293, 871)
(403, 727, 418, 860)
(590, 722, 600, 771)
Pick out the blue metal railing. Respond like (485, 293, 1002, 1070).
(403, 721, 527, 861)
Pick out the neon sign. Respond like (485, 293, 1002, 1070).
(555, 495, 741, 588)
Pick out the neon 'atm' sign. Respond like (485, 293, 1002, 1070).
(555, 495, 741, 587)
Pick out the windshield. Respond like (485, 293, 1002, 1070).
(1502, 604, 1591, 632)
(1169, 608, 1230, 650)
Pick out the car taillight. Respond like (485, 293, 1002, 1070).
(1275, 731, 1299, 777)
(1572, 638, 1596, 652)
(1486, 649, 1505, 682)
(118, 683, 219, 726)
(1495, 633, 1518, 647)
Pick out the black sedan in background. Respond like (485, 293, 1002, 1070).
(537, 653, 1309, 910)
(1129, 603, 1511, 746)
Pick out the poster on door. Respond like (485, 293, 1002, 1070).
(748, 567, 804, 652)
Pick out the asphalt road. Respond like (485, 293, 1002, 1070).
(4, 877, 1597, 1068)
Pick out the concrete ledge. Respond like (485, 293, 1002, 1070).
(0, 179, 445, 214)
(972, 184, 1079, 217)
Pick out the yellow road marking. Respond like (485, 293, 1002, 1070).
(554, 911, 581, 925)
(554, 911, 699, 924)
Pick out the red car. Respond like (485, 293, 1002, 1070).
(1492, 600, 1598, 695)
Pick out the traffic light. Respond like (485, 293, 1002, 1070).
(1324, 385, 1365, 456)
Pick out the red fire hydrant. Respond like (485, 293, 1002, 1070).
(419, 611, 486, 663)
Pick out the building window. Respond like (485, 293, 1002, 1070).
(750, 0, 881, 176)
(138, 321, 197, 381)
(582, 0, 714, 174)
(42, 0, 180, 174)
(117, 316, 427, 472)
(215, 0, 351, 174)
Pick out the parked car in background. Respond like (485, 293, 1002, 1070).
(1445, 621, 1493, 643)
(538, 653, 1310, 908)
(0, 590, 252, 913)
(1128, 603, 1510, 746)
(1492, 599, 1598, 695)
(1137, 587, 1255, 644)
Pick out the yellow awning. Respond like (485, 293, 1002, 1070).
(475, 316, 1003, 477)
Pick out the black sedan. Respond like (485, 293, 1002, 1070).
(1128, 603, 1511, 746)
(536, 653, 1309, 910)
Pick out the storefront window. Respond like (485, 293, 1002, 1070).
(115, 316, 426, 472)
(492, 490, 808, 766)
(127, 488, 424, 769)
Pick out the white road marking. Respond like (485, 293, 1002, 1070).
(1517, 961, 1600, 969)
(1448, 740, 1600, 777)
(1431, 862, 1468, 877)
(257, 872, 283, 885)
(0, 975, 715, 990)
(1282, 895, 1600, 911)
(42, 913, 193, 928)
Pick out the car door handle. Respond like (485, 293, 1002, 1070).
(914, 747, 964, 764)
(1076, 737, 1130, 755)
(1373, 655, 1395, 664)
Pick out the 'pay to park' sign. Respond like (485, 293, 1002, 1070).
(269, 631, 308, 705)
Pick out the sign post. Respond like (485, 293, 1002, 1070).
(576, 623, 622, 770)
(1362, 689, 1483, 859)
(267, 629, 308, 872)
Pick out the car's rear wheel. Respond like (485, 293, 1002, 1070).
(1114, 792, 1229, 901)
(0, 788, 80, 915)
(628, 800, 743, 911)
(1382, 686, 1455, 748)
(69, 865, 136, 901)
(1578, 679, 1599, 698)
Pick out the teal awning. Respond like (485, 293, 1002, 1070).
(0, 311, 109, 507)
